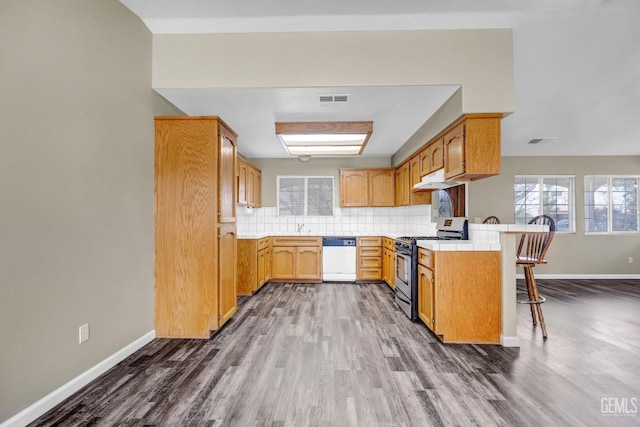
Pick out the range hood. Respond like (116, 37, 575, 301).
(413, 169, 461, 190)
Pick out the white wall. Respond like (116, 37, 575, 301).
(0, 0, 182, 422)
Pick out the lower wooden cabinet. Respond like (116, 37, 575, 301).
(357, 237, 382, 280)
(218, 224, 238, 328)
(417, 248, 501, 344)
(382, 237, 396, 288)
(238, 237, 271, 295)
(271, 237, 322, 282)
(417, 264, 434, 329)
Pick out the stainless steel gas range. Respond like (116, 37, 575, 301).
(394, 217, 468, 320)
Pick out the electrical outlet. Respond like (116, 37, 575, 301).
(474, 217, 482, 223)
(79, 323, 89, 344)
(629, 257, 634, 264)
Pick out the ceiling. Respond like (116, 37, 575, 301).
(122, 0, 640, 158)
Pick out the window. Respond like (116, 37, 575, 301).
(514, 176, 575, 232)
(277, 176, 334, 216)
(584, 176, 639, 233)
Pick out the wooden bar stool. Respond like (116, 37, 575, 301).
(482, 216, 501, 224)
(516, 215, 555, 338)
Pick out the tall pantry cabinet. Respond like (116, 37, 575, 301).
(155, 116, 238, 338)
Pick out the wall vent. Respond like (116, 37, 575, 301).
(318, 94, 349, 105)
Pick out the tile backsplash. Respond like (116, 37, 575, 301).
(237, 205, 434, 235)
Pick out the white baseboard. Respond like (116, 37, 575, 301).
(501, 335, 521, 347)
(515, 273, 640, 280)
(1, 330, 156, 427)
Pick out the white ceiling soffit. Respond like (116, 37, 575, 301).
(156, 86, 460, 158)
(125, 0, 640, 157)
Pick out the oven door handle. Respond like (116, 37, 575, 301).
(395, 292, 411, 305)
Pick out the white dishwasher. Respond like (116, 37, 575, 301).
(322, 236, 357, 281)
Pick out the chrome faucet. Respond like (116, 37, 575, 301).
(296, 223, 305, 233)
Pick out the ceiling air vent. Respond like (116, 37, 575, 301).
(318, 94, 349, 106)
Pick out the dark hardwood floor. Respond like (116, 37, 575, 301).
(31, 279, 640, 426)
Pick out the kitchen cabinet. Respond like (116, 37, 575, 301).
(409, 155, 432, 205)
(382, 237, 396, 289)
(237, 237, 271, 295)
(394, 162, 410, 206)
(340, 169, 394, 207)
(417, 247, 501, 344)
(218, 224, 238, 327)
(219, 126, 237, 223)
(444, 114, 501, 181)
(418, 138, 444, 177)
(417, 264, 434, 329)
(271, 237, 322, 282)
(154, 116, 238, 338)
(357, 237, 382, 280)
(237, 155, 262, 208)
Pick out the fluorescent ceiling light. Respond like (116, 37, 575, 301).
(275, 121, 373, 157)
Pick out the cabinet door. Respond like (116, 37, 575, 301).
(381, 248, 388, 283)
(265, 247, 271, 282)
(246, 167, 255, 207)
(430, 138, 444, 171)
(418, 264, 434, 331)
(409, 156, 432, 205)
(257, 248, 266, 287)
(219, 126, 237, 223)
(369, 169, 395, 207)
(444, 123, 465, 180)
(254, 170, 262, 208)
(296, 247, 322, 280)
(272, 247, 295, 279)
(237, 159, 248, 206)
(418, 145, 432, 177)
(340, 170, 369, 207)
(394, 162, 410, 206)
(218, 224, 237, 328)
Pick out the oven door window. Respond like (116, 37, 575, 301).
(396, 253, 410, 284)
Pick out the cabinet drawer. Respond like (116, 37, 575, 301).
(418, 248, 434, 268)
(358, 268, 382, 280)
(359, 246, 382, 257)
(272, 236, 321, 247)
(359, 257, 382, 268)
(257, 237, 271, 250)
(358, 237, 382, 247)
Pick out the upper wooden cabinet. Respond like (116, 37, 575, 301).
(409, 156, 432, 205)
(419, 137, 444, 177)
(444, 115, 501, 181)
(237, 155, 262, 208)
(154, 116, 238, 339)
(394, 162, 410, 206)
(340, 169, 394, 207)
(218, 126, 237, 223)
